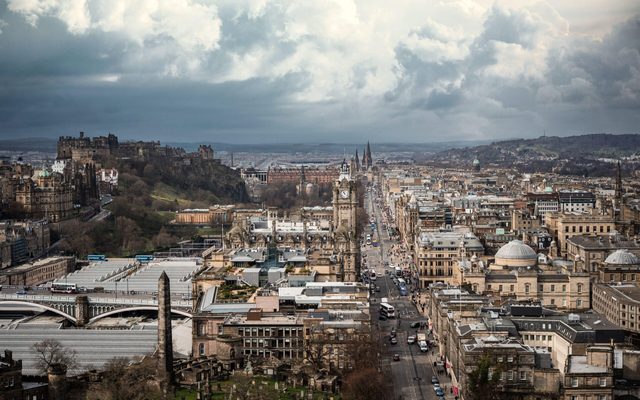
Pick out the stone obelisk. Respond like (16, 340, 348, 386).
(157, 271, 174, 393)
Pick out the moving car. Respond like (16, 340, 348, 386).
(419, 341, 428, 352)
(393, 354, 400, 361)
(390, 337, 398, 345)
(407, 335, 416, 344)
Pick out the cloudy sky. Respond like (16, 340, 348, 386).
(0, 0, 639, 143)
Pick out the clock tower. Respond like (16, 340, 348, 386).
(332, 159, 360, 282)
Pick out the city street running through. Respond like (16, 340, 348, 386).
(364, 180, 452, 400)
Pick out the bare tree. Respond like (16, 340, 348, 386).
(90, 357, 164, 400)
(32, 339, 79, 375)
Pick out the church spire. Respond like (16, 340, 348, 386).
(365, 141, 372, 169)
(355, 149, 360, 171)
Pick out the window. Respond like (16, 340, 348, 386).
(571, 377, 578, 387)
(519, 371, 527, 380)
(507, 371, 513, 380)
(507, 356, 514, 362)
(510, 285, 515, 292)
(551, 284, 555, 292)
(600, 377, 607, 387)
(577, 284, 583, 294)
(577, 299, 582, 307)
(562, 284, 566, 292)
(199, 343, 205, 356)
(525, 284, 530, 294)
(497, 356, 504, 362)
(550, 299, 555, 305)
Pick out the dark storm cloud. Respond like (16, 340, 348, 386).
(0, 1, 639, 143)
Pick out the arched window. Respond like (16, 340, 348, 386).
(199, 343, 205, 356)
(577, 283, 583, 294)
(525, 283, 530, 294)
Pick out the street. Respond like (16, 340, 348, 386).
(364, 180, 452, 400)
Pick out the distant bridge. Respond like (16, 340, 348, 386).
(0, 293, 193, 326)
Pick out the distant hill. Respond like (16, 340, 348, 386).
(425, 133, 640, 176)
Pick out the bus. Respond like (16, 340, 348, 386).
(50, 282, 77, 294)
(87, 254, 106, 261)
(135, 255, 154, 263)
(380, 302, 396, 318)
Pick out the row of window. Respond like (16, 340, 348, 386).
(564, 225, 611, 234)
(570, 377, 608, 387)
(238, 327, 303, 338)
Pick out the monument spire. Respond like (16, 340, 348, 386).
(157, 271, 174, 394)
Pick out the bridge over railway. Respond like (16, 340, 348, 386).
(0, 293, 193, 326)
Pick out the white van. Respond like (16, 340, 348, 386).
(419, 341, 428, 352)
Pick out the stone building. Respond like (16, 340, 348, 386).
(545, 212, 616, 256)
(14, 172, 75, 222)
(0, 256, 75, 286)
(415, 230, 484, 287)
(0, 350, 48, 400)
(592, 283, 640, 333)
(563, 347, 614, 400)
(459, 240, 590, 310)
(566, 235, 640, 281)
(174, 205, 235, 225)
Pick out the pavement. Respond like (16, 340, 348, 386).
(364, 182, 455, 400)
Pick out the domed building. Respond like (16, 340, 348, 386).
(597, 249, 640, 283)
(459, 240, 591, 310)
(493, 240, 538, 267)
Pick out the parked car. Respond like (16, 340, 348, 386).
(433, 384, 441, 392)
(390, 337, 398, 345)
(435, 388, 445, 397)
(393, 354, 400, 361)
(407, 335, 416, 344)
(431, 376, 439, 385)
(378, 315, 387, 321)
(16, 290, 27, 295)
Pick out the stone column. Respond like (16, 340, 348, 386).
(157, 271, 174, 392)
(75, 295, 89, 326)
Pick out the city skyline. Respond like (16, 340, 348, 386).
(0, 0, 639, 143)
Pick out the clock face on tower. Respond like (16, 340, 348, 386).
(340, 189, 349, 199)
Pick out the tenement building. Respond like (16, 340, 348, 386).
(592, 283, 640, 333)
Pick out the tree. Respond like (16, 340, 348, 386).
(32, 339, 79, 375)
(342, 367, 391, 400)
(90, 357, 164, 400)
(466, 354, 502, 400)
